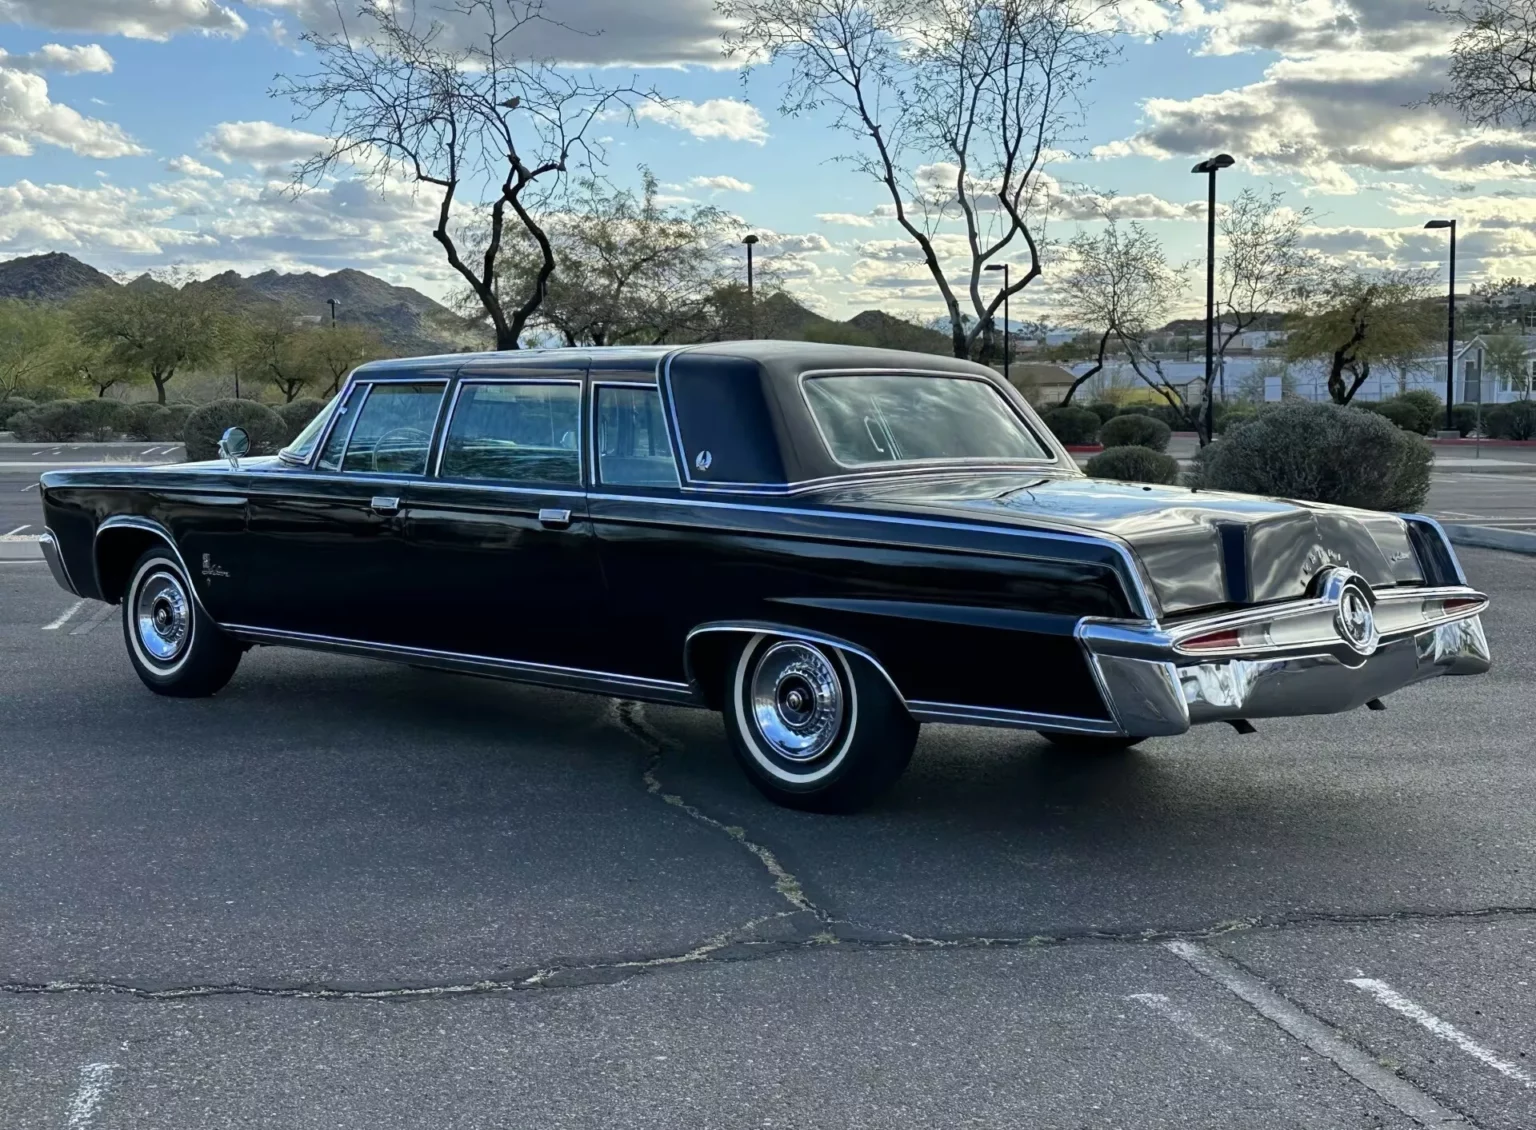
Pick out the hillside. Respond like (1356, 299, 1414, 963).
(0, 252, 117, 301)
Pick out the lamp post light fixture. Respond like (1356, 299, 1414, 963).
(984, 262, 1011, 385)
(1425, 219, 1457, 431)
(1191, 153, 1234, 444)
(742, 234, 760, 339)
(327, 297, 338, 328)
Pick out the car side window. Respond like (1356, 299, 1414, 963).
(330, 382, 446, 476)
(439, 381, 581, 486)
(595, 385, 679, 487)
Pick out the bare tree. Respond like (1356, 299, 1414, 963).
(1285, 269, 1439, 405)
(1212, 188, 1315, 368)
(720, 0, 1117, 359)
(1429, 0, 1536, 126)
(277, 0, 647, 350)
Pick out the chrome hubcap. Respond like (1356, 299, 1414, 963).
(135, 571, 190, 663)
(750, 641, 844, 762)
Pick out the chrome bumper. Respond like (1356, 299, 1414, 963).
(1078, 579, 1491, 738)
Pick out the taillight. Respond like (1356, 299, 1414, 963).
(1443, 597, 1481, 613)
(1181, 628, 1242, 652)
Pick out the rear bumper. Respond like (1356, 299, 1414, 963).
(1077, 580, 1491, 738)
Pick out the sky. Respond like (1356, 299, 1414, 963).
(2, 0, 1534, 325)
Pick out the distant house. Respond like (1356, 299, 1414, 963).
(1453, 336, 1535, 403)
(994, 361, 1079, 405)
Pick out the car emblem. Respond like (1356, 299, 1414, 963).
(695, 450, 713, 472)
(1334, 580, 1378, 655)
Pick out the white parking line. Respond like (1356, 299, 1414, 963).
(43, 600, 86, 631)
(1165, 941, 1464, 1126)
(3, 524, 27, 537)
(1349, 977, 1535, 1088)
(1126, 992, 1235, 1054)
(21, 482, 39, 491)
(69, 602, 115, 636)
(65, 1063, 118, 1129)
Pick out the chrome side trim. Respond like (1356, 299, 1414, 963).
(906, 701, 1123, 735)
(432, 377, 584, 482)
(92, 515, 207, 611)
(219, 624, 701, 706)
(592, 491, 1158, 620)
(39, 527, 78, 596)
(683, 621, 909, 708)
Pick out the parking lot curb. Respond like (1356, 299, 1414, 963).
(1443, 523, 1536, 557)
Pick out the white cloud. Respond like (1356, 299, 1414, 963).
(0, 68, 144, 158)
(816, 213, 877, 227)
(203, 120, 330, 173)
(167, 154, 223, 178)
(0, 43, 113, 74)
(687, 174, 753, 193)
(636, 99, 769, 144)
(0, 0, 247, 40)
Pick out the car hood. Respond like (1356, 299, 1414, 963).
(809, 472, 1426, 615)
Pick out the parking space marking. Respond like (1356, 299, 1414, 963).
(1126, 992, 1235, 1054)
(21, 481, 39, 491)
(1165, 941, 1467, 1127)
(43, 600, 86, 631)
(1349, 978, 1534, 1089)
(69, 602, 115, 637)
(3, 524, 27, 537)
(64, 1063, 118, 1129)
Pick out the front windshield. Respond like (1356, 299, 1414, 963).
(280, 393, 342, 463)
(803, 374, 1049, 468)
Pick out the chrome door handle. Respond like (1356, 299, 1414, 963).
(538, 508, 572, 530)
(371, 495, 401, 515)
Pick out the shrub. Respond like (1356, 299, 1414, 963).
(1085, 445, 1181, 484)
(1192, 402, 1432, 511)
(1451, 403, 1483, 438)
(1041, 405, 1101, 445)
(1216, 403, 1258, 434)
(73, 398, 127, 441)
(1485, 399, 1536, 441)
(150, 404, 193, 444)
(276, 397, 327, 441)
(1372, 399, 1422, 432)
(1085, 401, 1120, 423)
(1100, 413, 1171, 452)
(1115, 404, 1152, 416)
(9, 400, 87, 442)
(183, 399, 286, 461)
(0, 397, 36, 429)
(1393, 389, 1443, 434)
(121, 402, 163, 441)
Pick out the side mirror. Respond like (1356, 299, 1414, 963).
(218, 426, 250, 470)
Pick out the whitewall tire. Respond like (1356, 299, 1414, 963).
(122, 548, 242, 697)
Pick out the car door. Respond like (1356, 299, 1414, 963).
(232, 375, 452, 643)
(399, 374, 603, 670)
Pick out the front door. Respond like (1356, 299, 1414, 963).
(400, 376, 603, 669)
(234, 377, 451, 643)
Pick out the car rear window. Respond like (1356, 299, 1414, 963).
(802, 374, 1048, 467)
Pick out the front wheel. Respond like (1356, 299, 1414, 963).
(723, 634, 917, 813)
(122, 548, 242, 697)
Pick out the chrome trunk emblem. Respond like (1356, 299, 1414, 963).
(1328, 572, 1379, 656)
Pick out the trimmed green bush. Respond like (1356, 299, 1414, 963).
(276, 398, 327, 441)
(1100, 413, 1172, 452)
(1085, 445, 1181, 484)
(1451, 403, 1483, 438)
(9, 400, 87, 442)
(73, 398, 126, 441)
(1372, 399, 1422, 432)
(1393, 389, 1443, 434)
(150, 405, 193, 444)
(1486, 399, 1536, 440)
(1042, 405, 1101, 445)
(122, 402, 162, 441)
(0, 397, 36, 429)
(1192, 402, 1432, 511)
(1085, 401, 1120, 424)
(183, 399, 286, 462)
(1216, 403, 1258, 434)
(1115, 404, 1152, 416)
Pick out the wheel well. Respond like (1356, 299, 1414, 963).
(94, 528, 176, 605)
(684, 627, 910, 714)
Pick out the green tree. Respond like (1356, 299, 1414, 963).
(73, 277, 224, 403)
(1285, 269, 1437, 405)
(311, 323, 387, 396)
(1483, 333, 1532, 397)
(0, 300, 73, 400)
(237, 306, 327, 403)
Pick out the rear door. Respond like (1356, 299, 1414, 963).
(400, 374, 603, 668)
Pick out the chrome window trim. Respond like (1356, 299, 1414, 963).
(589, 490, 1159, 621)
(324, 378, 452, 480)
(431, 376, 584, 486)
(795, 367, 1060, 473)
(218, 623, 699, 705)
(304, 372, 458, 470)
(314, 381, 369, 472)
(92, 515, 209, 613)
(590, 379, 682, 490)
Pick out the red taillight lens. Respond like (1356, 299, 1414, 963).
(1443, 597, 1482, 613)
(1181, 628, 1242, 651)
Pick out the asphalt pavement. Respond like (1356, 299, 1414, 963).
(3, 510, 1535, 1128)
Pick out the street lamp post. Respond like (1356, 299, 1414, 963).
(327, 297, 338, 328)
(1425, 219, 1457, 431)
(1191, 153, 1234, 443)
(742, 234, 759, 339)
(985, 262, 1011, 385)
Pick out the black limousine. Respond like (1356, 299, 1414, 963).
(38, 342, 1490, 810)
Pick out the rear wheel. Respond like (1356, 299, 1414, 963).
(723, 634, 917, 813)
(122, 548, 242, 697)
(1036, 731, 1143, 754)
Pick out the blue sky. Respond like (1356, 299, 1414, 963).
(3, 0, 1532, 324)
